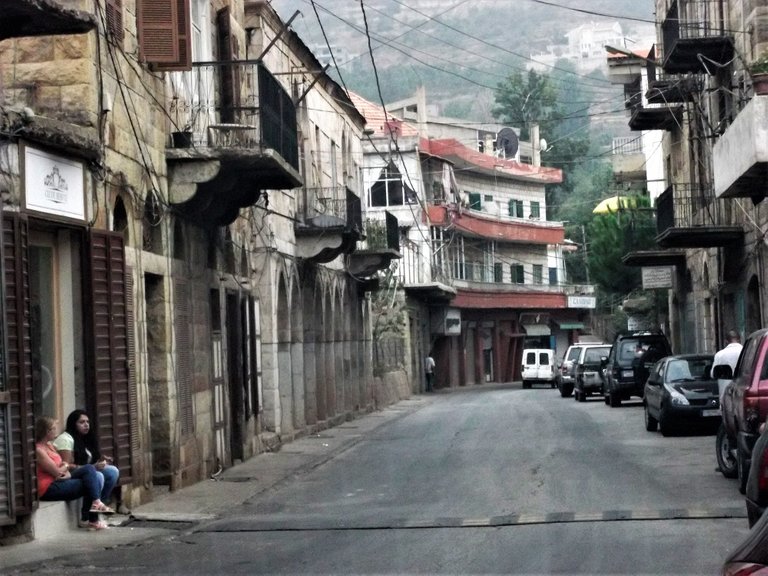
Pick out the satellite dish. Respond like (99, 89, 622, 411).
(495, 127, 519, 159)
(539, 138, 548, 152)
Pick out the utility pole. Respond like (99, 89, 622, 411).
(582, 224, 590, 284)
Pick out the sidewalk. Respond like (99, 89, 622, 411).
(0, 396, 431, 572)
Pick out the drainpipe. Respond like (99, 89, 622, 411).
(531, 123, 541, 167)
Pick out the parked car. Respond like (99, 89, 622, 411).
(602, 330, 672, 407)
(521, 349, 556, 389)
(573, 345, 612, 402)
(556, 344, 586, 397)
(721, 504, 768, 575)
(745, 423, 768, 527)
(717, 328, 768, 493)
(643, 354, 721, 436)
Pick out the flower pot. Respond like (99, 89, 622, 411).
(752, 73, 768, 96)
(172, 131, 193, 148)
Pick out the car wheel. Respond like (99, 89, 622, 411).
(644, 403, 658, 431)
(577, 388, 586, 403)
(604, 393, 610, 405)
(659, 406, 674, 436)
(716, 424, 738, 479)
(550, 381, 555, 389)
(609, 393, 621, 407)
(737, 447, 750, 495)
(522, 380, 531, 389)
(560, 383, 573, 398)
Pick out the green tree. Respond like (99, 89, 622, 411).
(492, 70, 558, 139)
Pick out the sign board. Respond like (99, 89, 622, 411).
(431, 308, 461, 336)
(24, 145, 86, 222)
(567, 295, 596, 309)
(642, 266, 673, 289)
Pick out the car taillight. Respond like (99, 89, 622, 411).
(723, 562, 768, 576)
(746, 397, 761, 433)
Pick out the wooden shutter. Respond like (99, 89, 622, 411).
(105, 0, 125, 43)
(174, 279, 193, 437)
(138, 0, 191, 71)
(3, 213, 35, 516)
(216, 6, 239, 124)
(125, 268, 140, 475)
(468, 193, 481, 210)
(87, 231, 133, 483)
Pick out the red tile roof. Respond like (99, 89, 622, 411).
(348, 92, 420, 138)
(420, 138, 563, 184)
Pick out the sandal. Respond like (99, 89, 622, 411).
(89, 501, 115, 514)
(85, 520, 109, 531)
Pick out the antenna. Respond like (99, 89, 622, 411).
(495, 127, 519, 159)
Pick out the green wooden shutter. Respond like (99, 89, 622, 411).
(88, 231, 133, 483)
(468, 193, 481, 210)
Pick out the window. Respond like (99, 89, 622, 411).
(511, 264, 525, 284)
(138, 0, 192, 71)
(530, 201, 541, 219)
(549, 267, 558, 285)
(369, 162, 416, 207)
(533, 264, 543, 284)
(468, 192, 481, 210)
(484, 194, 494, 203)
(508, 200, 524, 218)
(494, 263, 503, 283)
(106, 0, 125, 43)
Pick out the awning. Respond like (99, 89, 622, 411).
(556, 322, 585, 330)
(522, 324, 551, 336)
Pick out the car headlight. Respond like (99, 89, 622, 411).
(667, 386, 689, 406)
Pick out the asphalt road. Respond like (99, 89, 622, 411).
(10, 384, 752, 574)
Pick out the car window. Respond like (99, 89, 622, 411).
(687, 358, 712, 379)
(666, 360, 692, 381)
(619, 340, 639, 362)
(567, 347, 581, 362)
(583, 348, 605, 363)
(525, 352, 536, 364)
(737, 337, 759, 380)
(540, 352, 550, 364)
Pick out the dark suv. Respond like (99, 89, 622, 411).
(602, 330, 672, 407)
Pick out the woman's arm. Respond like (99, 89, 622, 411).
(58, 449, 77, 470)
(35, 445, 68, 478)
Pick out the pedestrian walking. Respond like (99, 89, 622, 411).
(713, 329, 743, 373)
(425, 354, 435, 392)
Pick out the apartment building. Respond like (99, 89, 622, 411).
(607, 0, 768, 355)
(0, 0, 387, 541)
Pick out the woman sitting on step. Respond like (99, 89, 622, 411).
(35, 416, 114, 531)
(54, 409, 122, 514)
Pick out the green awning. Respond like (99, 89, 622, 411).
(557, 322, 585, 330)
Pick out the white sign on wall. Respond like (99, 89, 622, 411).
(642, 266, 673, 289)
(567, 295, 596, 309)
(24, 146, 86, 222)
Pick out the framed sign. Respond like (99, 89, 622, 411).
(23, 144, 86, 223)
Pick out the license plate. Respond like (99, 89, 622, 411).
(622, 370, 633, 378)
(702, 409, 721, 417)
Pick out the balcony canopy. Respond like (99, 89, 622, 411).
(1, 0, 96, 40)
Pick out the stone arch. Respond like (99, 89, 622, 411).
(112, 194, 130, 243)
(334, 281, 345, 415)
(302, 267, 319, 425)
(290, 269, 304, 430)
(747, 274, 761, 335)
(276, 273, 291, 435)
(323, 284, 335, 418)
(142, 192, 163, 253)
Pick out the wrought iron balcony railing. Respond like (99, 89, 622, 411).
(166, 61, 298, 170)
(656, 183, 732, 231)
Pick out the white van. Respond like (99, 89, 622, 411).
(521, 349, 556, 389)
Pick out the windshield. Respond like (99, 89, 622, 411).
(666, 358, 712, 381)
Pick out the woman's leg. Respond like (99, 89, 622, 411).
(100, 465, 119, 503)
(40, 479, 86, 503)
(70, 464, 103, 521)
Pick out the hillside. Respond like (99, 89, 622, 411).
(273, 0, 655, 119)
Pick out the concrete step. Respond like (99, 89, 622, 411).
(33, 500, 81, 540)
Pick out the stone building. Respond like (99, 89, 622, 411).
(0, 0, 395, 541)
(607, 0, 768, 355)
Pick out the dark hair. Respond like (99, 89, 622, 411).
(727, 330, 741, 343)
(64, 409, 101, 465)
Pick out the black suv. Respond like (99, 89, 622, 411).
(602, 330, 672, 407)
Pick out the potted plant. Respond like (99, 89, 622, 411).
(749, 52, 768, 96)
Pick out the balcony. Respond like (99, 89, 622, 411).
(295, 187, 363, 263)
(348, 212, 402, 278)
(1, 0, 96, 40)
(713, 95, 768, 199)
(611, 137, 645, 183)
(166, 61, 302, 227)
(646, 50, 702, 104)
(655, 184, 743, 248)
(628, 102, 684, 131)
(660, 0, 733, 75)
(427, 205, 564, 245)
